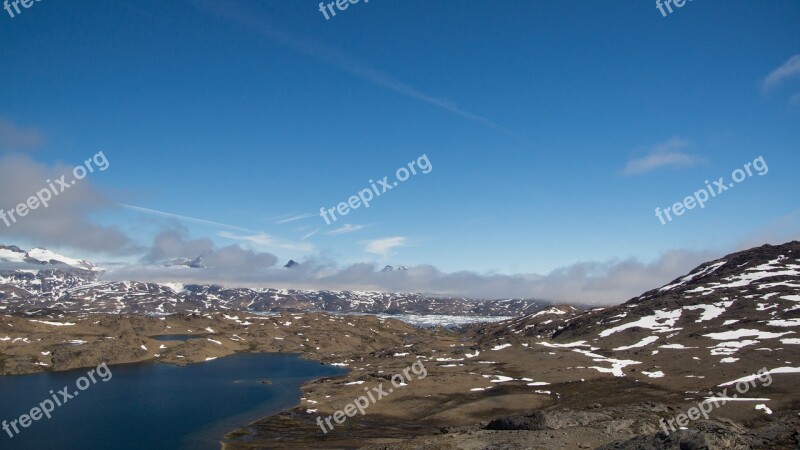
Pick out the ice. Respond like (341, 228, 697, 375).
(755, 404, 773, 414)
(572, 348, 640, 377)
(767, 319, 800, 327)
(613, 336, 659, 351)
(600, 309, 682, 337)
(658, 261, 726, 292)
(703, 329, 793, 340)
(708, 339, 760, 356)
(641, 370, 665, 378)
(703, 397, 770, 403)
(539, 340, 589, 348)
(718, 367, 800, 386)
(683, 299, 733, 322)
(29, 320, 76, 326)
(0, 248, 26, 263)
(490, 376, 515, 383)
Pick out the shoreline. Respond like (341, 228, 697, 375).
(5, 306, 800, 449)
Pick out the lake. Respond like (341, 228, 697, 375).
(0, 353, 346, 449)
(151, 334, 208, 341)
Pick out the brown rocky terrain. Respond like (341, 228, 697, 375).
(2, 241, 800, 449)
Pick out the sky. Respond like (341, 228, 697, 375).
(1, 0, 799, 304)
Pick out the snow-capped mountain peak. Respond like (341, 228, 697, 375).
(0, 245, 101, 272)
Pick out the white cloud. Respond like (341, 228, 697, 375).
(103, 224, 800, 305)
(105, 246, 716, 305)
(364, 237, 407, 257)
(275, 213, 315, 224)
(120, 204, 254, 232)
(301, 229, 320, 240)
(218, 231, 313, 252)
(326, 224, 367, 236)
(763, 54, 800, 92)
(0, 117, 43, 150)
(190, 0, 524, 142)
(0, 154, 135, 254)
(622, 137, 702, 175)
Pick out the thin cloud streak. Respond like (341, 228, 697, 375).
(622, 137, 702, 175)
(218, 230, 313, 252)
(191, 0, 525, 142)
(763, 54, 800, 92)
(119, 204, 255, 233)
(365, 236, 407, 257)
(301, 229, 320, 240)
(275, 213, 315, 224)
(326, 224, 367, 236)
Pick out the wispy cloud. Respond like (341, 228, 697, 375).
(364, 236, 407, 257)
(120, 204, 254, 232)
(763, 54, 800, 92)
(0, 117, 44, 150)
(191, 0, 524, 142)
(790, 92, 800, 107)
(622, 137, 702, 175)
(0, 154, 135, 254)
(326, 224, 367, 236)
(275, 213, 315, 224)
(301, 229, 320, 240)
(218, 231, 313, 252)
(143, 228, 279, 270)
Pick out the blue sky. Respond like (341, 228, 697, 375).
(1, 0, 798, 302)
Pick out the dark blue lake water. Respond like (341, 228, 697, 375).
(151, 334, 205, 342)
(0, 353, 346, 449)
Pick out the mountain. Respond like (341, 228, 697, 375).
(467, 241, 800, 380)
(0, 244, 550, 317)
(164, 256, 206, 269)
(395, 241, 800, 449)
(0, 245, 101, 272)
(284, 259, 299, 268)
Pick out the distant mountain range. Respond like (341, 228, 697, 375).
(0, 244, 550, 316)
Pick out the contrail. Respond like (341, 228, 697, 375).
(190, 0, 527, 143)
(118, 204, 255, 232)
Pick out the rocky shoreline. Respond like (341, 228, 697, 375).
(4, 307, 799, 449)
